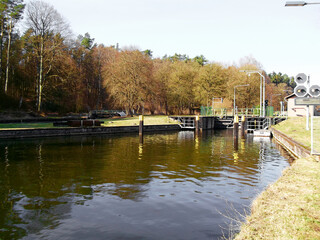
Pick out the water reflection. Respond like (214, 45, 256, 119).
(0, 130, 290, 239)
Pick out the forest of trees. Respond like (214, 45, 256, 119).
(0, 0, 295, 115)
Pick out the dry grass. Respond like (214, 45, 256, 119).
(234, 117, 320, 239)
(235, 157, 320, 240)
(101, 115, 178, 127)
(274, 117, 320, 154)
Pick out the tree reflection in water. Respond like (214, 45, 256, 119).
(0, 130, 290, 239)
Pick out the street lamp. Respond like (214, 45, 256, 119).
(234, 84, 250, 116)
(285, 1, 320, 6)
(240, 70, 266, 117)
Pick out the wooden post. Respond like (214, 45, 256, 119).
(234, 115, 239, 150)
(195, 115, 200, 134)
(241, 115, 246, 138)
(139, 115, 144, 136)
(139, 134, 144, 144)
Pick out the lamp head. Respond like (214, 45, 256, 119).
(285, 1, 307, 6)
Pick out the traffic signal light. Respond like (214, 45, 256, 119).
(294, 85, 308, 97)
(265, 100, 268, 107)
(293, 73, 320, 98)
(295, 73, 307, 85)
(309, 85, 320, 98)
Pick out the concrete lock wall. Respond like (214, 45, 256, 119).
(272, 128, 311, 159)
(0, 125, 181, 139)
(199, 117, 215, 130)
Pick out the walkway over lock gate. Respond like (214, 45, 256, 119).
(200, 107, 286, 118)
(170, 115, 286, 131)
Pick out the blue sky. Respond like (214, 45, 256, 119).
(24, 0, 320, 85)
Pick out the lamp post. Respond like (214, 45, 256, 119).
(234, 84, 250, 116)
(285, 1, 320, 6)
(240, 70, 265, 117)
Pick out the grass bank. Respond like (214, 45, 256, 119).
(274, 117, 313, 148)
(0, 122, 55, 129)
(101, 115, 177, 127)
(235, 156, 320, 239)
(235, 117, 320, 239)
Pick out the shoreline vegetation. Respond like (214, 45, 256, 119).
(1, 1, 295, 116)
(235, 118, 320, 240)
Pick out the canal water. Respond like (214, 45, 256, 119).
(0, 130, 291, 240)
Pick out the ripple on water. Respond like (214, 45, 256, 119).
(0, 131, 290, 240)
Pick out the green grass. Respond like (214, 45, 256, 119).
(0, 122, 55, 129)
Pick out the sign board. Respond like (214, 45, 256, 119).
(295, 97, 320, 105)
(212, 97, 223, 103)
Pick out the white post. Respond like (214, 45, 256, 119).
(260, 76, 262, 117)
(306, 105, 310, 130)
(262, 75, 266, 118)
(306, 76, 310, 130)
(311, 115, 314, 155)
(234, 88, 236, 116)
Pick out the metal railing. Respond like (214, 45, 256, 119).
(246, 117, 272, 131)
(201, 106, 276, 117)
(176, 117, 195, 129)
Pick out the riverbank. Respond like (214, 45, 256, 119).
(235, 118, 320, 239)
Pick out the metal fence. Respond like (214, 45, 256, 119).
(200, 106, 274, 117)
(246, 117, 272, 131)
(311, 116, 320, 155)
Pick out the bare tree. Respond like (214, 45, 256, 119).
(4, 0, 25, 94)
(25, 0, 70, 111)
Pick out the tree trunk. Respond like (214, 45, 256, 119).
(97, 60, 102, 109)
(165, 100, 168, 115)
(4, 17, 12, 94)
(0, 20, 4, 90)
(37, 36, 44, 112)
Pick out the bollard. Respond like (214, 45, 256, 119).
(139, 115, 144, 136)
(241, 116, 246, 138)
